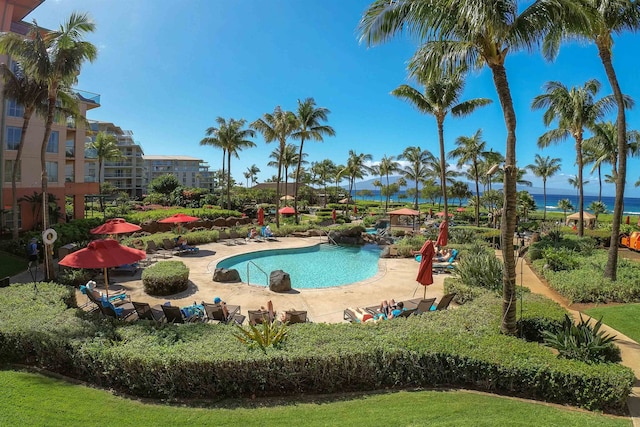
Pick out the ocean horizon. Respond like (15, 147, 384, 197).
(349, 190, 640, 216)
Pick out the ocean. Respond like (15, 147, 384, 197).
(349, 190, 640, 216)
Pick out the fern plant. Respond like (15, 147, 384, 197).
(542, 314, 620, 363)
(234, 320, 288, 354)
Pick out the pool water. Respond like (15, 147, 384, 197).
(216, 244, 382, 288)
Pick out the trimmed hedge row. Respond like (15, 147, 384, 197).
(0, 284, 633, 412)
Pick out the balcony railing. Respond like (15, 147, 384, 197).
(84, 176, 97, 183)
(75, 89, 101, 106)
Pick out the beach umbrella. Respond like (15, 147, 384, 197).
(158, 213, 200, 232)
(58, 239, 145, 297)
(435, 211, 454, 217)
(338, 197, 349, 204)
(436, 220, 448, 247)
(456, 207, 466, 212)
(278, 206, 296, 215)
(332, 209, 336, 223)
(90, 218, 141, 235)
(257, 207, 265, 226)
(280, 195, 294, 201)
(416, 240, 435, 299)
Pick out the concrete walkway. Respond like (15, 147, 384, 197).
(498, 251, 640, 426)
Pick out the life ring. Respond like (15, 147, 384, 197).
(42, 228, 58, 245)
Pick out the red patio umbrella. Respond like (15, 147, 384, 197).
(416, 240, 435, 298)
(456, 207, 466, 212)
(436, 220, 448, 247)
(279, 206, 296, 215)
(435, 211, 454, 217)
(257, 207, 265, 226)
(158, 213, 200, 233)
(90, 218, 141, 235)
(626, 215, 630, 225)
(58, 239, 145, 297)
(354, 205, 358, 214)
(332, 209, 337, 223)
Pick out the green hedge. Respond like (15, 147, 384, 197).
(0, 285, 632, 412)
(141, 261, 189, 296)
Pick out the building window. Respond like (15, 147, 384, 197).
(65, 164, 74, 182)
(46, 161, 58, 182)
(7, 99, 24, 117)
(47, 131, 59, 153)
(65, 139, 75, 157)
(3, 204, 22, 231)
(6, 126, 21, 150)
(4, 159, 21, 182)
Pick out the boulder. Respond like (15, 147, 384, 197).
(213, 268, 241, 283)
(269, 270, 292, 292)
(213, 217, 227, 227)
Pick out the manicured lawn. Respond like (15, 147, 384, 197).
(0, 370, 630, 427)
(0, 251, 27, 278)
(584, 303, 640, 343)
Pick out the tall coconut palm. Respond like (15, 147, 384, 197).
(246, 164, 261, 187)
(313, 159, 336, 207)
(268, 143, 300, 205)
(449, 129, 488, 226)
(291, 98, 335, 224)
(398, 146, 431, 210)
(251, 106, 298, 228)
(532, 79, 617, 237)
(359, 0, 558, 335)
(378, 155, 400, 211)
(543, 0, 640, 280)
(87, 131, 123, 211)
(557, 198, 575, 224)
(525, 154, 562, 220)
(0, 13, 97, 280)
(0, 63, 48, 239)
(201, 122, 227, 180)
(200, 117, 255, 210)
(342, 150, 373, 212)
(392, 70, 491, 223)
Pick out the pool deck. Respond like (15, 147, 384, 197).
(16, 237, 446, 324)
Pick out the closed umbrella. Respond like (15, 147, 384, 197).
(257, 207, 264, 226)
(354, 205, 358, 214)
(416, 240, 435, 299)
(429, 208, 433, 217)
(90, 218, 141, 235)
(332, 209, 337, 223)
(626, 215, 630, 225)
(436, 220, 448, 247)
(58, 239, 145, 297)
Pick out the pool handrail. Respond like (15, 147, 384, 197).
(247, 260, 269, 287)
(317, 229, 338, 245)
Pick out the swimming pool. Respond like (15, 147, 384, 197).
(216, 244, 382, 289)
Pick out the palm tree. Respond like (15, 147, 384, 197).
(378, 155, 400, 211)
(313, 159, 336, 207)
(342, 150, 373, 212)
(200, 117, 255, 210)
(359, 0, 556, 335)
(0, 63, 48, 239)
(268, 143, 300, 205)
(246, 164, 261, 187)
(543, 0, 640, 281)
(557, 198, 575, 224)
(450, 129, 488, 226)
(291, 98, 335, 224)
(87, 131, 123, 211)
(532, 79, 617, 237)
(0, 13, 97, 280)
(398, 146, 431, 210)
(589, 200, 607, 225)
(251, 106, 298, 228)
(392, 70, 491, 223)
(526, 154, 561, 220)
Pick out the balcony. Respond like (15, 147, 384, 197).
(75, 90, 101, 110)
(84, 176, 97, 183)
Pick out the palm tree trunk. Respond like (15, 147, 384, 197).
(414, 178, 419, 210)
(385, 173, 390, 211)
(597, 165, 602, 202)
(576, 140, 584, 237)
(11, 109, 33, 240)
(437, 117, 449, 223)
(293, 137, 305, 224)
(489, 63, 517, 336)
(543, 179, 547, 221)
(473, 162, 480, 227)
(41, 95, 56, 281)
(221, 149, 226, 207)
(275, 141, 284, 228)
(226, 152, 232, 210)
(599, 44, 626, 281)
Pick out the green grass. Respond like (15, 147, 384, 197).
(584, 303, 640, 343)
(0, 370, 630, 427)
(0, 251, 27, 278)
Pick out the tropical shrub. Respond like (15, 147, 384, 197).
(142, 261, 189, 296)
(455, 243, 503, 292)
(448, 227, 478, 245)
(542, 247, 579, 272)
(234, 320, 288, 354)
(444, 277, 489, 305)
(543, 314, 621, 363)
(56, 268, 93, 288)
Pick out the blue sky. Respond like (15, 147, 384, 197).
(28, 0, 640, 196)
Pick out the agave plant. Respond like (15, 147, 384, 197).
(543, 314, 620, 363)
(234, 319, 288, 354)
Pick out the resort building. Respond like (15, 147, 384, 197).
(86, 120, 145, 199)
(0, 0, 100, 232)
(142, 155, 213, 192)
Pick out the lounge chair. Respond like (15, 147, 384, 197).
(100, 299, 136, 320)
(132, 301, 165, 323)
(432, 249, 459, 273)
(283, 310, 308, 324)
(110, 263, 139, 276)
(203, 302, 244, 325)
(414, 298, 437, 314)
(261, 226, 277, 241)
(434, 292, 456, 310)
(248, 309, 273, 325)
(161, 304, 201, 323)
(81, 284, 129, 307)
